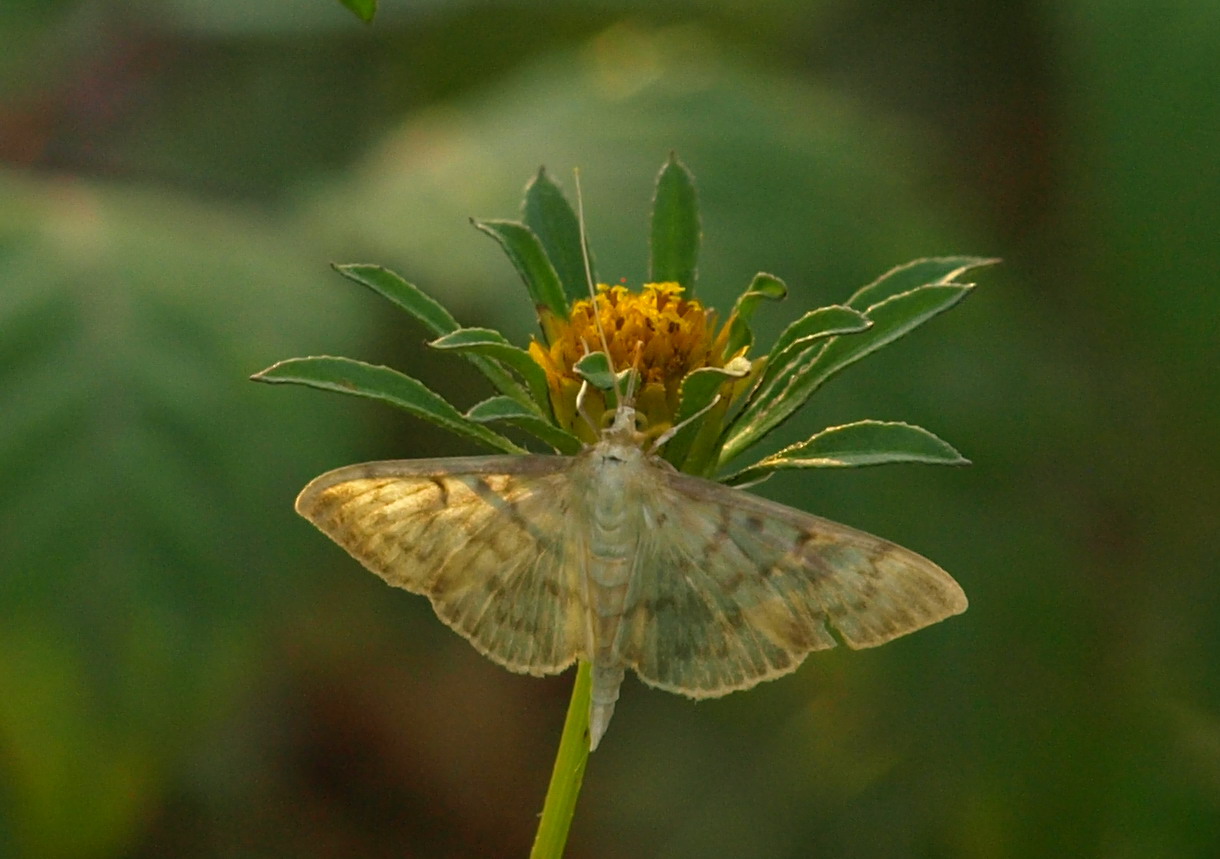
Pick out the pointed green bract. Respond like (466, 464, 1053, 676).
(467, 396, 584, 455)
(720, 283, 973, 465)
(649, 154, 700, 293)
(333, 263, 530, 406)
(524, 168, 592, 307)
(251, 356, 525, 454)
(723, 420, 969, 486)
(573, 351, 615, 391)
(473, 219, 569, 319)
(429, 327, 552, 414)
(847, 256, 998, 311)
(724, 273, 788, 356)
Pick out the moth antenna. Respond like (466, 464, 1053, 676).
(574, 169, 628, 411)
(649, 394, 722, 453)
(574, 377, 599, 435)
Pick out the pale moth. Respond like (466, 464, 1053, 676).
(295, 188, 967, 751)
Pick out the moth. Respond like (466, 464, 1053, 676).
(296, 401, 968, 750)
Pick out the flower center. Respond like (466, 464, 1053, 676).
(528, 282, 729, 440)
(566, 282, 717, 384)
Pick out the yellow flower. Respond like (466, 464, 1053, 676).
(528, 282, 740, 443)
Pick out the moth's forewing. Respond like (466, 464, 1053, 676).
(296, 455, 590, 674)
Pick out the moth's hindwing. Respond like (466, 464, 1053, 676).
(614, 467, 968, 697)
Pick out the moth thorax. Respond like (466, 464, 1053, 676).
(588, 454, 637, 552)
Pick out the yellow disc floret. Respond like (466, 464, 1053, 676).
(529, 282, 738, 442)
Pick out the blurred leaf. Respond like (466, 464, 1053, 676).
(524, 167, 593, 306)
(306, 29, 968, 334)
(429, 326, 550, 413)
(649, 154, 700, 293)
(723, 420, 969, 485)
(253, 355, 525, 454)
(725, 272, 787, 356)
(336, 0, 376, 22)
(720, 282, 974, 464)
(473, 219, 569, 319)
(0, 172, 372, 857)
(573, 351, 615, 392)
(467, 396, 583, 455)
(0, 619, 156, 858)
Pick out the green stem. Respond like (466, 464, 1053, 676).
(530, 660, 592, 859)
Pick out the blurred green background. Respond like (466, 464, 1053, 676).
(2, 1, 1218, 856)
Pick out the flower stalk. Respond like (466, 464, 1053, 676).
(529, 662, 593, 859)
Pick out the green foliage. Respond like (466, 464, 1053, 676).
(649, 154, 701, 293)
(265, 160, 980, 501)
(755, 304, 872, 393)
(253, 355, 526, 454)
(572, 350, 617, 393)
(333, 263, 531, 404)
(524, 167, 593, 307)
(429, 327, 551, 411)
(724, 272, 788, 356)
(473, 219, 570, 320)
(467, 396, 584, 455)
(333, 263, 461, 336)
(719, 261, 995, 466)
(724, 420, 969, 486)
(663, 361, 752, 473)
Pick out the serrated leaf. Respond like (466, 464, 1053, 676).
(473, 219, 568, 319)
(467, 396, 583, 455)
(847, 256, 998, 311)
(429, 327, 551, 413)
(649, 154, 700, 293)
(725, 272, 787, 355)
(252, 356, 525, 454)
(723, 420, 969, 485)
(336, 0, 376, 22)
(523, 167, 593, 306)
(333, 263, 460, 336)
(720, 283, 973, 465)
(755, 304, 871, 394)
(333, 263, 529, 405)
